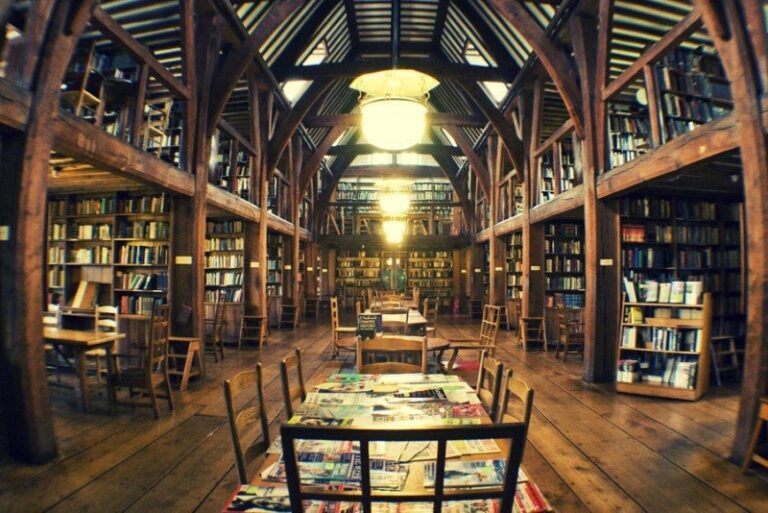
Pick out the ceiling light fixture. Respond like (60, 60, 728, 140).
(378, 179, 411, 216)
(382, 219, 406, 244)
(350, 69, 439, 151)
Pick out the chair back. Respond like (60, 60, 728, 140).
(147, 304, 170, 373)
(497, 368, 534, 439)
(213, 292, 226, 340)
(280, 348, 306, 418)
(557, 313, 570, 345)
(355, 300, 362, 317)
(423, 297, 439, 325)
(281, 423, 526, 513)
(477, 350, 504, 419)
(95, 305, 119, 333)
(356, 336, 427, 374)
(330, 296, 340, 331)
(480, 305, 502, 351)
(224, 363, 270, 484)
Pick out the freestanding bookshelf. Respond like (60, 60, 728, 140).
(617, 291, 712, 400)
(205, 218, 245, 342)
(544, 221, 585, 308)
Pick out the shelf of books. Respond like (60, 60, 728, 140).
(205, 219, 244, 304)
(617, 283, 712, 400)
(654, 48, 732, 143)
(506, 231, 523, 299)
(267, 232, 284, 297)
(544, 221, 584, 308)
(619, 194, 744, 345)
(47, 191, 171, 317)
(407, 251, 453, 308)
(538, 148, 555, 204)
(335, 249, 381, 302)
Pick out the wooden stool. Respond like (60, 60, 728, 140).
(167, 336, 204, 391)
(742, 397, 768, 473)
(239, 315, 267, 349)
(710, 335, 741, 386)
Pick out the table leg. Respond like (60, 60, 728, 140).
(445, 348, 460, 375)
(106, 343, 116, 415)
(77, 350, 90, 412)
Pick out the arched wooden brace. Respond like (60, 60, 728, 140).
(442, 124, 491, 199)
(693, 0, 768, 464)
(298, 125, 348, 199)
(485, 0, 584, 139)
(206, 0, 306, 135)
(0, 0, 97, 464)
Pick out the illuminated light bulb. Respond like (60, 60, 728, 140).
(383, 219, 406, 244)
(360, 97, 427, 151)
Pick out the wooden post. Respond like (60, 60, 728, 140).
(488, 136, 506, 306)
(171, 197, 196, 336)
(243, 220, 260, 316)
(291, 138, 302, 304)
(0, 0, 97, 464)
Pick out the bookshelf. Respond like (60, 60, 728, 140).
(619, 194, 744, 342)
(267, 232, 284, 297)
(506, 231, 523, 299)
(617, 290, 712, 400)
(544, 221, 585, 308)
(47, 191, 172, 317)
(538, 149, 555, 204)
(654, 48, 732, 143)
(607, 103, 650, 169)
(498, 177, 523, 221)
(205, 219, 244, 303)
(335, 249, 381, 302)
(212, 133, 252, 201)
(406, 251, 453, 308)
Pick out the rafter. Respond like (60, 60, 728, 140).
(302, 113, 487, 128)
(269, 0, 337, 79)
(431, 0, 449, 50)
(207, 0, 304, 134)
(442, 125, 490, 198)
(454, 1, 521, 76)
(485, 0, 584, 137)
(343, 0, 360, 54)
(299, 125, 347, 197)
(326, 143, 464, 158)
(431, 153, 474, 225)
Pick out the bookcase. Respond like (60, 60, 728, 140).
(544, 221, 585, 308)
(654, 48, 732, 142)
(211, 134, 252, 201)
(47, 191, 172, 317)
(407, 251, 453, 308)
(267, 232, 284, 297)
(498, 177, 523, 221)
(617, 290, 712, 400)
(335, 250, 381, 302)
(619, 194, 744, 342)
(205, 219, 244, 303)
(506, 231, 523, 299)
(607, 103, 650, 169)
(538, 149, 555, 204)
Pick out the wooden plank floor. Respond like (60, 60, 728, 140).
(0, 318, 766, 513)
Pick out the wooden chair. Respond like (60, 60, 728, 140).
(520, 315, 546, 351)
(239, 313, 267, 349)
(555, 311, 585, 361)
(356, 336, 427, 374)
(330, 297, 356, 358)
(206, 294, 226, 362)
(280, 422, 526, 513)
(423, 297, 438, 336)
(497, 368, 534, 439)
(110, 303, 174, 419)
(710, 335, 741, 386)
(279, 348, 306, 419)
(224, 363, 270, 484)
(87, 305, 120, 383)
(442, 305, 501, 373)
(742, 397, 768, 473)
(477, 350, 503, 420)
(303, 297, 320, 320)
(279, 303, 299, 329)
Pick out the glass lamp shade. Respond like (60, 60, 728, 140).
(379, 190, 410, 215)
(360, 97, 427, 151)
(382, 219, 406, 244)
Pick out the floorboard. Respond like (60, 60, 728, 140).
(0, 317, 765, 513)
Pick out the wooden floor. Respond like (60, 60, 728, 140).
(0, 317, 766, 513)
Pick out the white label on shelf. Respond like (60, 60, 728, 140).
(474, 268, 482, 273)
(175, 255, 192, 265)
(250, 261, 259, 268)
(494, 266, 503, 272)
(0, 226, 8, 241)
(460, 269, 467, 274)
(530, 265, 541, 271)
(600, 258, 614, 266)
(321, 268, 328, 273)
(284, 264, 292, 270)
(307, 266, 314, 271)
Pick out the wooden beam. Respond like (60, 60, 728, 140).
(454, 0, 521, 76)
(269, 0, 337, 79)
(596, 113, 739, 198)
(533, 118, 575, 158)
(343, 0, 359, 54)
(443, 125, 491, 198)
(431, 153, 475, 226)
(485, 0, 584, 137)
(431, 0, 449, 49)
(207, 0, 305, 133)
(601, 10, 703, 101)
(342, 165, 447, 178)
(282, 58, 508, 82)
(299, 125, 346, 198)
(0, 78, 29, 129)
(391, 0, 401, 68)
(528, 184, 585, 224)
(217, 119, 258, 156)
(90, 7, 190, 99)
(327, 143, 464, 157)
(302, 113, 487, 128)
(267, 78, 334, 173)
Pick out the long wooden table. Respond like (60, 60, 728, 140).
(365, 309, 428, 335)
(43, 327, 125, 412)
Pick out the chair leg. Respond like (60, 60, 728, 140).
(149, 384, 160, 420)
(742, 417, 766, 472)
(164, 368, 175, 412)
(562, 341, 569, 362)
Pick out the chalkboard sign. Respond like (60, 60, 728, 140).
(357, 313, 382, 340)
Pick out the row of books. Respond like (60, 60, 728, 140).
(618, 356, 698, 389)
(117, 194, 169, 214)
(621, 224, 673, 243)
(661, 94, 729, 122)
(266, 271, 282, 284)
(656, 58, 730, 98)
(48, 247, 66, 264)
(205, 289, 242, 302)
(117, 244, 168, 265)
(115, 270, 168, 290)
(205, 271, 243, 286)
(70, 247, 112, 264)
(118, 296, 162, 316)
(507, 274, 523, 286)
(545, 256, 583, 273)
(548, 292, 584, 309)
(48, 200, 68, 217)
(49, 223, 67, 240)
(608, 112, 650, 135)
(205, 237, 244, 252)
(205, 254, 243, 269)
(48, 268, 64, 287)
(206, 220, 244, 234)
(609, 146, 648, 168)
(619, 197, 672, 218)
(407, 270, 451, 279)
(116, 221, 169, 240)
(624, 278, 703, 304)
(545, 239, 582, 255)
(621, 247, 673, 268)
(546, 276, 585, 290)
(545, 223, 581, 237)
(408, 251, 451, 259)
(70, 223, 113, 240)
(72, 197, 116, 216)
(408, 261, 452, 269)
(621, 326, 701, 352)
